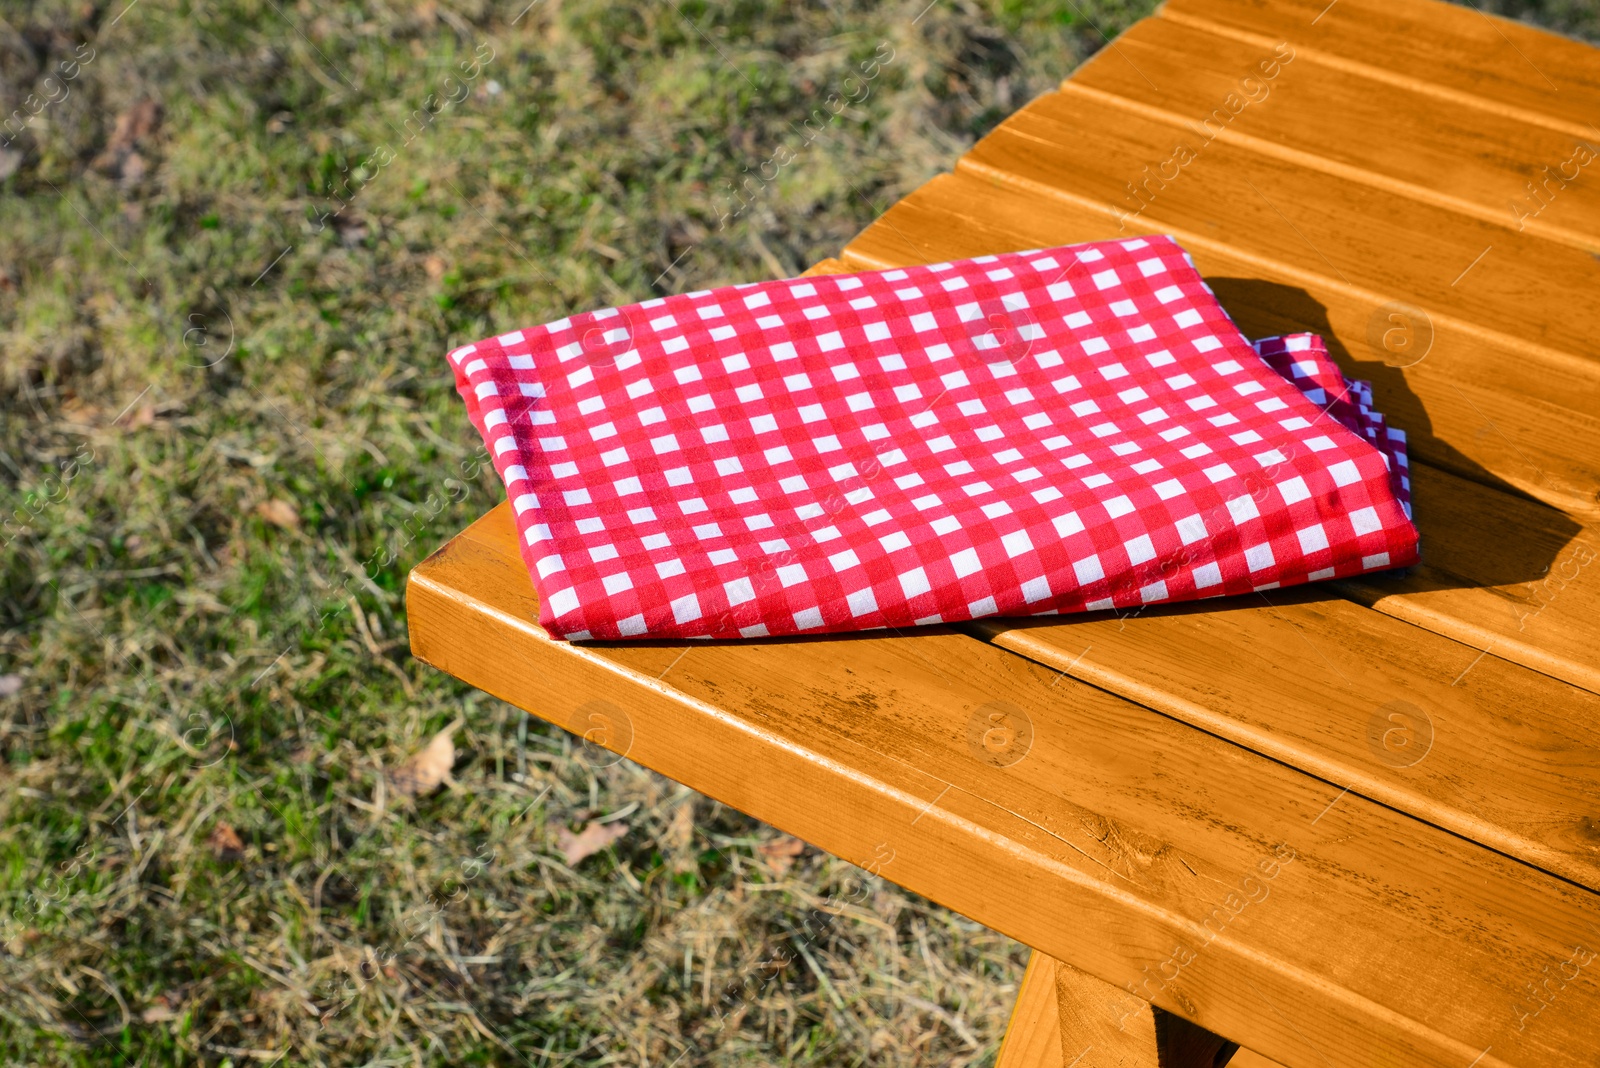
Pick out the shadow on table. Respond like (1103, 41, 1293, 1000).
(1196, 276, 1582, 593)
(975, 276, 1580, 640)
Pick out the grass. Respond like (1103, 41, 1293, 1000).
(1, 0, 1596, 1065)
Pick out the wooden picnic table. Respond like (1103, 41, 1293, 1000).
(407, 0, 1600, 1063)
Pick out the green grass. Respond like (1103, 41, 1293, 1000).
(1, 0, 1596, 1064)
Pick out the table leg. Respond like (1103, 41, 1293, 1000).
(997, 950, 1284, 1068)
(996, 951, 1065, 1068)
(1053, 955, 1238, 1068)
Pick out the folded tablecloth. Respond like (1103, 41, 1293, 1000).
(447, 236, 1419, 641)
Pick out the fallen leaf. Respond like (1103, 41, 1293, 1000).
(757, 835, 805, 876)
(555, 820, 627, 866)
(423, 254, 446, 281)
(207, 821, 245, 862)
(390, 718, 461, 798)
(60, 395, 97, 422)
(91, 98, 163, 179)
(116, 403, 156, 430)
(141, 987, 186, 1023)
(0, 674, 19, 698)
(254, 498, 301, 530)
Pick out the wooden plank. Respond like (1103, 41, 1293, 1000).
(838, 171, 1600, 696)
(961, 88, 1600, 376)
(1160, 0, 1600, 140)
(1229, 1050, 1287, 1068)
(997, 952, 1064, 1068)
(971, 575, 1600, 891)
(794, 257, 1600, 893)
(1055, 955, 1239, 1066)
(407, 502, 1600, 1068)
(1064, 16, 1600, 251)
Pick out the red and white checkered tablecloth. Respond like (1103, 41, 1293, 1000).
(447, 235, 1419, 641)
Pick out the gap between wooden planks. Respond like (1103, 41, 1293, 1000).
(1056, 15, 1600, 253)
(1160, 0, 1600, 143)
(982, 92, 1600, 370)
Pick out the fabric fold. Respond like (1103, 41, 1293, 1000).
(448, 235, 1419, 641)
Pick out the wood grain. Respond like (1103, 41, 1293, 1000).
(408, 502, 1600, 1068)
(971, 581, 1600, 890)
(997, 952, 1064, 1068)
(816, 239, 1600, 890)
(1000, 952, 1289, 1068)
(1064, 15, 1600, 251)
(1055, 955, 1239, 1067)
(1161, 0, 1600, 139)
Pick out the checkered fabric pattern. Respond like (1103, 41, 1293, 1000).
(1252, 334, 1412, 518)
(447, 235, 1420, 641)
